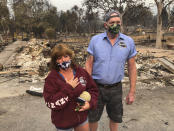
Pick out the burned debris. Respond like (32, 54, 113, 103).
(0, 36, 174, 97)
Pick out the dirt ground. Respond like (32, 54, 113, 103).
(0, 81, 174, 131)
(0, 41, 174, 131)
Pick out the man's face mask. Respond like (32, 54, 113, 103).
(107, 23, 120, 34)
(57, 60, 71, 70)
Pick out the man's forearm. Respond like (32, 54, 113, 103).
(128, 57, 137, 94)
(85, 61, 92, 75)
(128, 66, 136, 94)
(85, 55, 94, 75)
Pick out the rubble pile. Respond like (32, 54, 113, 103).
(0, 39, 51, 82)
(61, 36, 90, 66)
(0, 63, 3, 71)
(135, 51, 174, 87)
(1, 36, 174, 88)
(67, 42, 89, 67)
(0, 42, 9, 52)
(0, 34, 13, 53)
(137, 52, 172, 76)
(1, 37, 89, 81)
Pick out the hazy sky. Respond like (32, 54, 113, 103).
(50, 0, 84, 11)
(49, 0, 157, 14)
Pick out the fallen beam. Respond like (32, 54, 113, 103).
(169, 80, 174, 86)
(0, 68, 36, 75)
(158, 58, 174, 74)
(122, 74, 174, 84)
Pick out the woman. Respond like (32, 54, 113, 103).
(43, 44, 98, 131)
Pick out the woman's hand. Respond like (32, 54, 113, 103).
(65, 77, 79, 88)
(78, 101, 90, 112)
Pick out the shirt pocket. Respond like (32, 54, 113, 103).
(113, 47, 129, 63)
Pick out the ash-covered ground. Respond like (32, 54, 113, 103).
(0, 37, 174, 131)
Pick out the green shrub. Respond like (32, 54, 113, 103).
(45, 28, 56, 39)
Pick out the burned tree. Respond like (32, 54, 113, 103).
(154, 0, 174, 48)
(0, 1, 10, 35)
(123, 3, 153, 27)
(83, 0, 146, 32)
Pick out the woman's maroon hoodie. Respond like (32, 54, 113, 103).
(43, 66, 98, 129)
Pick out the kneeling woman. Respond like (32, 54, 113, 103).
(43, 44, 98, 131)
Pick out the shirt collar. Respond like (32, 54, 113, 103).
(103, 31, 124, 40)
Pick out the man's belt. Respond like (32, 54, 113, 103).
(94, 80, 121, 88)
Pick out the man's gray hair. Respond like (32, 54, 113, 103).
(104, 10, 121, 22)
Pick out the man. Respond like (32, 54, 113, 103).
(85, 10, 137, 131)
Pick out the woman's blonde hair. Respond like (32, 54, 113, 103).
(49, 44, 75, 71)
